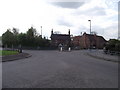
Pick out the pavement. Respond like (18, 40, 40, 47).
(2, 52, 31, 62)
(86, 49, 119, 63)
(2, 50, 118, 88)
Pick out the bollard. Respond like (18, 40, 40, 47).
(19, 48, 22, 53)
(60, 47, 62, 51)
(68, 47, 71, 51)
(18, 44, 22, 53)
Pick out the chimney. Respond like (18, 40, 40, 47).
(51, 28, 53, 35)
(83, 32, 86, 35)
(68, 29, 70, 35)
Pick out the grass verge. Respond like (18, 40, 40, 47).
(0, 50, 19, 56)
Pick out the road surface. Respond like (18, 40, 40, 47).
(2, 50, 118, 88)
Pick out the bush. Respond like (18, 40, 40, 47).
(104, 39, 120, 54)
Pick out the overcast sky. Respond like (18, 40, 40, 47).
(0, 0, 119, 40)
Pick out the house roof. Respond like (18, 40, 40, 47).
(51, 34, 70, 40)
(83, 33, 106, 42)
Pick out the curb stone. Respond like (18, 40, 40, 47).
(86, 52, 119, 63)
(2, 52, 32, 62)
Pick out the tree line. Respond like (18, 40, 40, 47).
(104, 39, 120, 54)
(2, 27, 50, 49)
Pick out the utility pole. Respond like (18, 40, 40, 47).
(41, 26, 42, 38)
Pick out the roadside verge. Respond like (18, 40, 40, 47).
(2, 52, 31, 62)
(86, 50, 119, 63)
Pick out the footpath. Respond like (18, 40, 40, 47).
(86, 50, 119, 63)
(1, 52, 31, 62)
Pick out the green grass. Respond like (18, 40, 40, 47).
(0, 50, 19, 56)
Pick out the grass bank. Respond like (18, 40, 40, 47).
(0, 50, 19, 56)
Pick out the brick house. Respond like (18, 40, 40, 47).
(71, 36, 81, 49)
(72, 32, 106, 49)
(50, 29, 71, 48)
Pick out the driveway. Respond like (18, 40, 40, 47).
(2, 50, 118, 88)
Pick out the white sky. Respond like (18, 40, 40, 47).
(0, 0, 119, 40)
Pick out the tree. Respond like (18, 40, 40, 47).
(0, 36, 2, 47)
(2, 29, 15, 47)
(26, 27, 37, 47)
(18, 33, 27, 46)
(2, 27, 51, 49)
(27, 27, 37, 37)
(105, 39, 120, 52)
(12, 28, 19, 35)
(12, 28, 19, 46)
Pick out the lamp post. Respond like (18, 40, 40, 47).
(88, 20, 91, 34)
(88, 20, 91, 50)
(41, 26, 42, 38)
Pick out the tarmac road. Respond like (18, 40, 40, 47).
(2, 50, 118, 88)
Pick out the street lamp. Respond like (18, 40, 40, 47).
(41, 26, 42, 38)
(88, 20, 91, 50)
(88, 20, 91, 34)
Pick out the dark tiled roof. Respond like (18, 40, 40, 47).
(51, 34, 70, 40)
(84, 33, 106, 42)
(72, 36, 81, 40)
(85, 34, 96, 41)
(97, 36, 106, 41)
